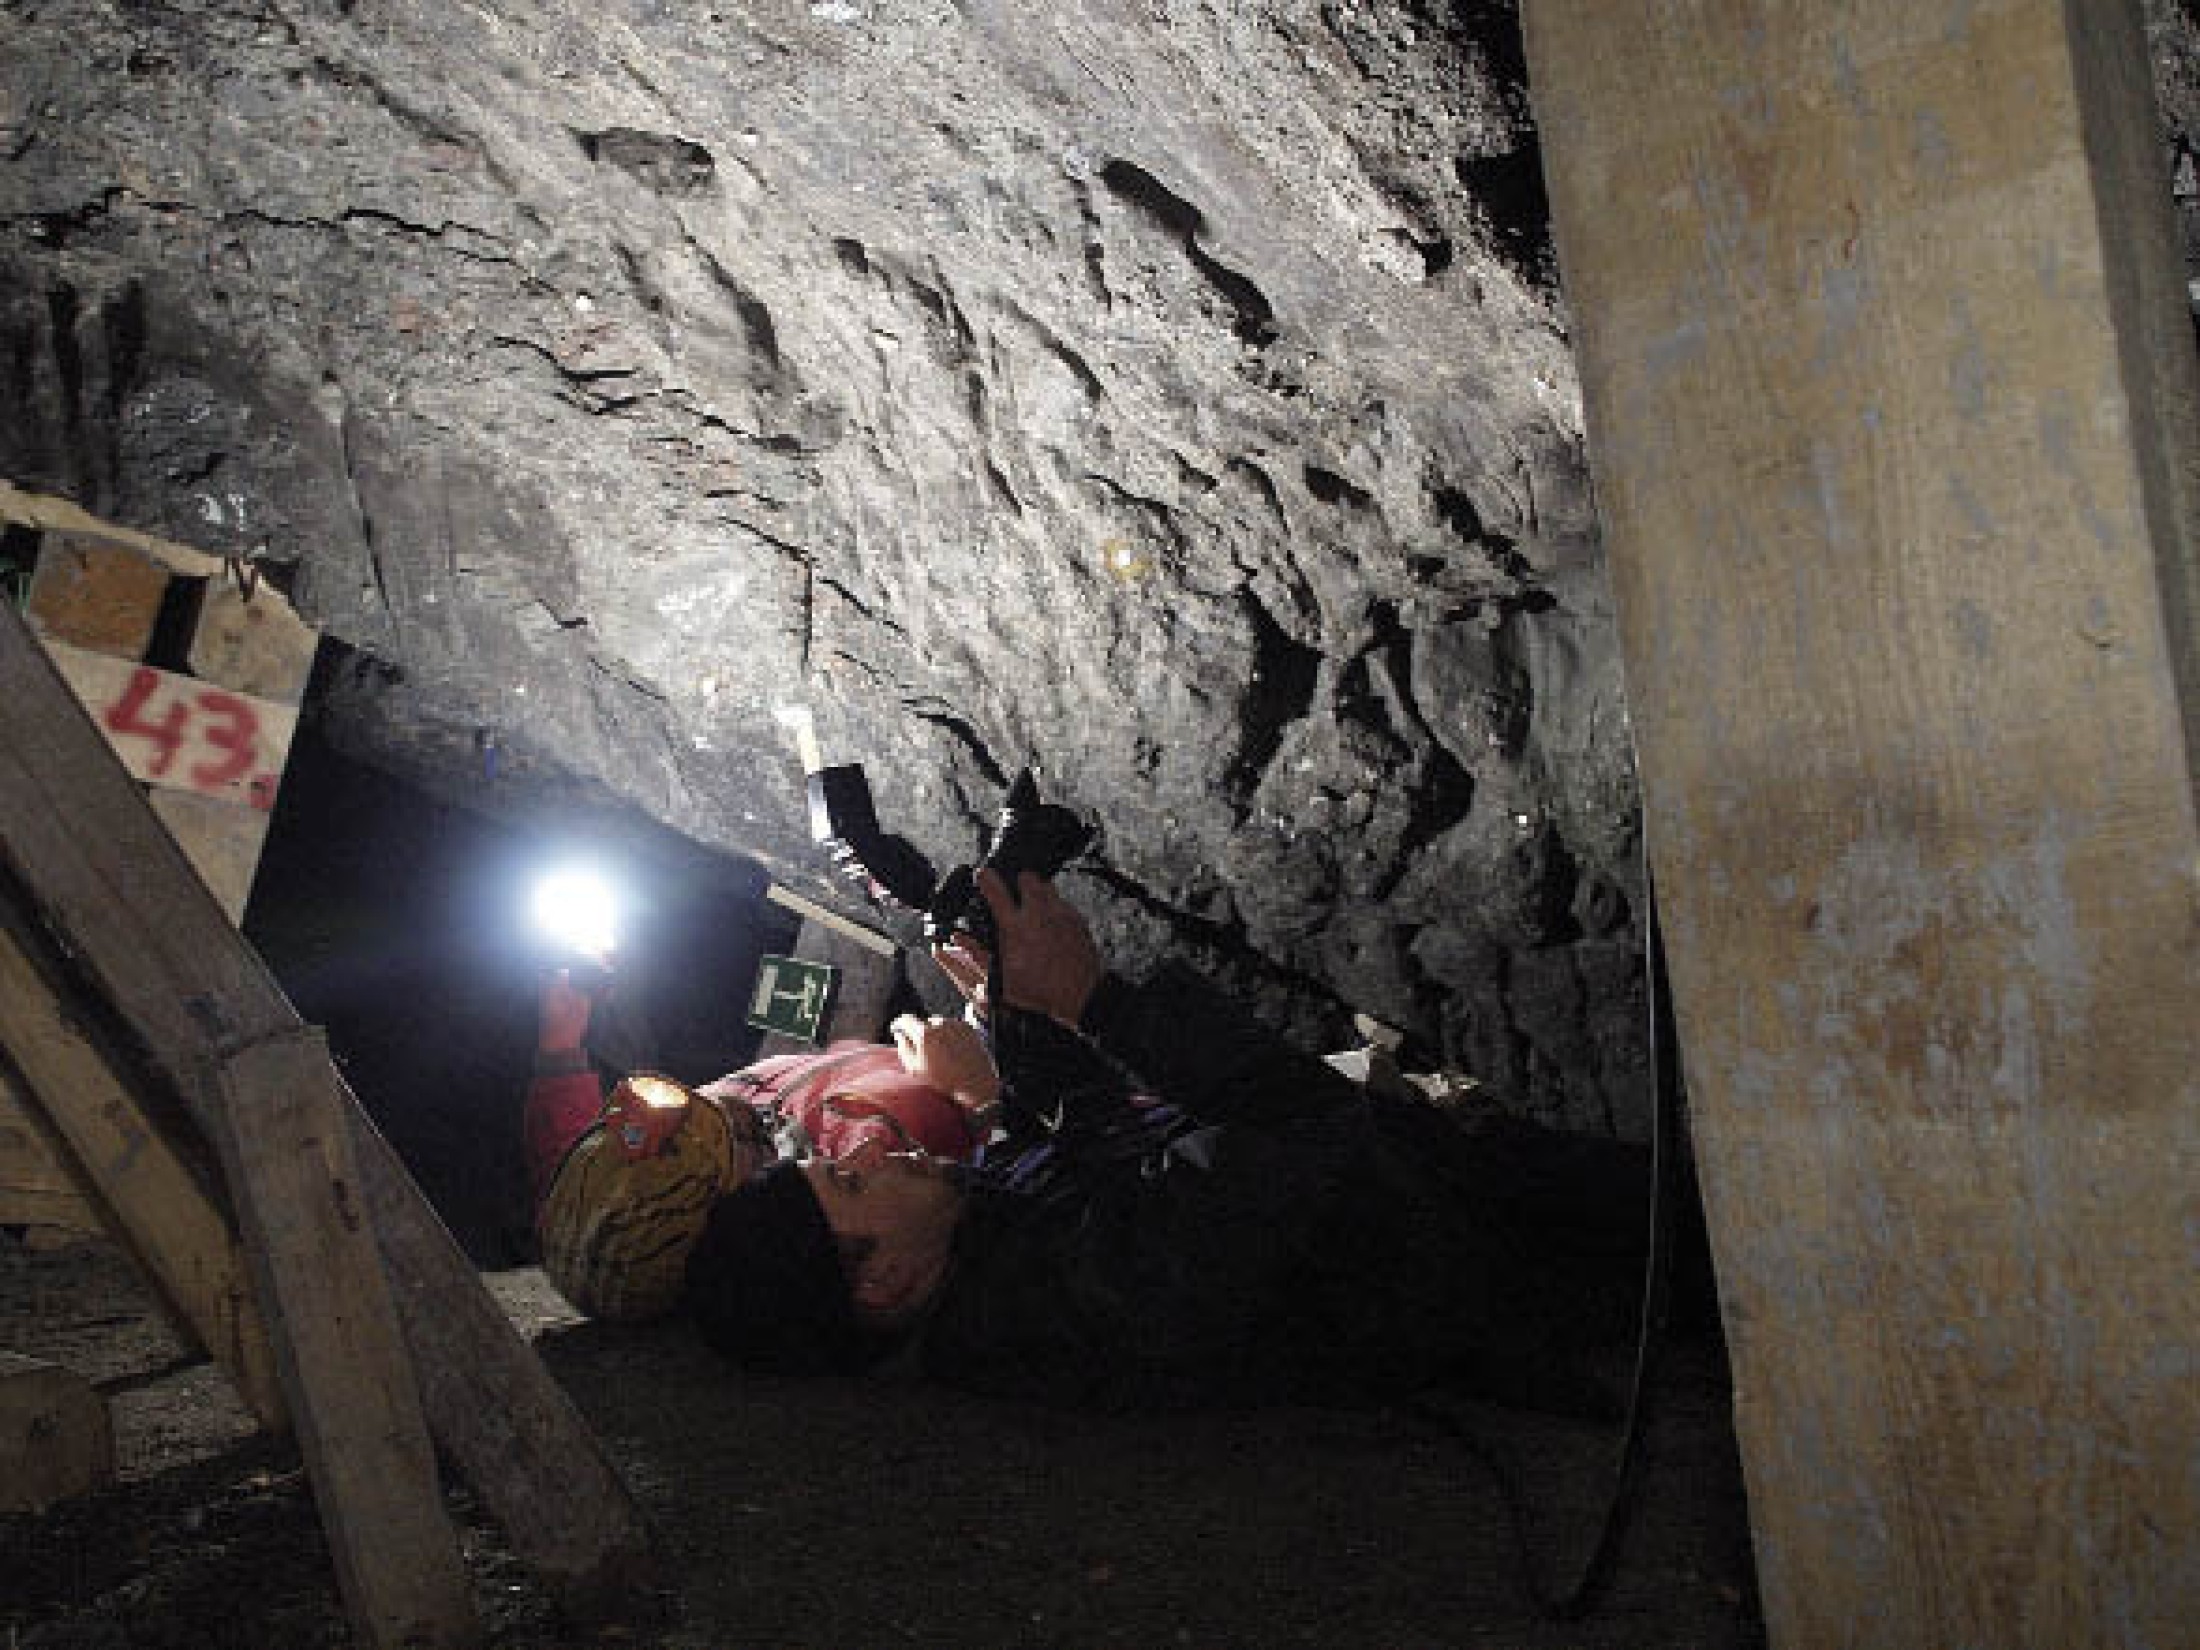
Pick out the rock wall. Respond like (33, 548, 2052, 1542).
(5, 0, 2195, 1134)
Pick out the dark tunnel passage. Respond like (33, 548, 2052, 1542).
(244, 670, 795, 1265)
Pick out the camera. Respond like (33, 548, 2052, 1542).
(806, 765, 938, 911)
(924, 770, 1095, 951)
(807, 765, 1094, 951)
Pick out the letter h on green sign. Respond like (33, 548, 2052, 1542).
(746, 954, 839, 1044)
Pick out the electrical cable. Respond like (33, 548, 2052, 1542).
(1413, 855, 1682, 1620)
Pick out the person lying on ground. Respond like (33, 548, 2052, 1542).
(525, 965, 998, 1321)
(683, 869, 1651, 1414)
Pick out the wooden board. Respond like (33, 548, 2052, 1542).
(0, 918, 285, 1427)
(0, 598, 653, 1602)
(0, 1354, 113, 1513)
(24, 536, 170, 661)
(0, 1074, 102, 1232)
(187, 577, 319, 705)
(149, 790, 274, 925)
(44, 640, 297, 815)
(1523, 2, 2200, 1645)
(0, 481, 227, 579)
(209, 1028, 477, 1650)
(351, 1124, 657, 1606)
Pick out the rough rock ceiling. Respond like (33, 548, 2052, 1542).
(6, 1, 2197, 1133)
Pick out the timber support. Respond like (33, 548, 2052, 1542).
(1525, 1, 2200, 1644)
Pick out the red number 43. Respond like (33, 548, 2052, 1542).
(102, 668, 263, 790)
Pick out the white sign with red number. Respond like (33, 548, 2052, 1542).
(44, 640, 299, 814)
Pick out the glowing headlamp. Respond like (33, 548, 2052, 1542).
(606, 1073, 694, 1161)
(531, 866, 621, 964)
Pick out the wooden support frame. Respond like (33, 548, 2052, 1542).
(1524, 0, 2200, 1644)
(0, 598, 651, 1629)
(2, 496, 319, 1231)
(0, 913, 285, 1427)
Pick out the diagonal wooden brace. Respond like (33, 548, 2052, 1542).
(0, 598, 652, 1610)
(0, 912, 285, 1428)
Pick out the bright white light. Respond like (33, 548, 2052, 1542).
(532, 867, 620, 962)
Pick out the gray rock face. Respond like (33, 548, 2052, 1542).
(6, 1, 2196, 1135)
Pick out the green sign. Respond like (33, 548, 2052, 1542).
(746, 954, 839, 1043)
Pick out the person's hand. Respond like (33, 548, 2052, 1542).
(972, 868, 1105, 1027)
(931, 934, 993, 1015)
(891, 1013, 1001, 1110)
(537, 967, 596, 1053)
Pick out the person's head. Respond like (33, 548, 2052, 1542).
(684, 1134, 966, 1372)
(538, 1075, 772, 1322)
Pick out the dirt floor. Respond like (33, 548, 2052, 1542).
(3, 1229, 1764, 1650)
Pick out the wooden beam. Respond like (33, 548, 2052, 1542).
(0, 598, 652, 1603)
(0, 480, 227, 579)
(0, 1074, 102, 1233)
(0, 914, 286, 1428)
(349, 1128, 655, 1607)
(1523, 1, 2200, 1645)
(208, 1028, 478, 1650)
(0, 1354, 113, 1513)
(764, 883, 900, 957)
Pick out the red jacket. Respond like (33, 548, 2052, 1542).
(525, 1043, 985, 1213)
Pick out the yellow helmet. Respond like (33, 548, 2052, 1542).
(539, 1074, 765, 1321)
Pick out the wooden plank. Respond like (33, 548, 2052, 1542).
(350, 1126, 658, 1607)
(0, 1181, 100, 1230)
(0, 1354, 113, 1513)
(764, 883, 900, 956)
(150, 790, 274, 925)
(0, 918, 286, 1428)
(208, 1028, 477, 1650)
(24, 536, 170, 660)
(0, 615, 295, 1059)
(0, 598, 654, 1600)
(186, 576, 320, 705)
(44, 640, 297, 815)
(0, 480, 227, 579)
(1523, 2, 2200, 1646)
(0, 1075, 102, 1232)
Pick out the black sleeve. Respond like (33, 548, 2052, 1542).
(1073, 962, 1364, 1127)
(986, 1003, 1132, 1138)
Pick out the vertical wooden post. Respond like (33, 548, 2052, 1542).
(1524, 1, 2200, 1645)
(208, 1029, 478, 1650)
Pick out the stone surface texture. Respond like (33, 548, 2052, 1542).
(4, 0, 2195, 1134)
